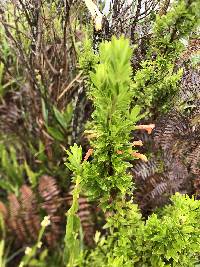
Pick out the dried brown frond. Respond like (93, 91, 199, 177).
(132, 111, 199, 214)
(158, 0, 170, 16)
(38, 175, 63, 246)
(178, 66, 200, 106)
(132, 72, 199, 214)
(132, 157, 159, 182)
(0, 176, 65, 247)
(38, 175, 61, 215)
(187, 144, 200, 176)
(19, 185, 40, 240)
(154, 110, 190, 152)
(8, 193, 27, 242)
(132, 151, 191, 214)
(180, 38, 200, 62)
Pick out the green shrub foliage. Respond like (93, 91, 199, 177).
(69, 36, 144, 209)
(85, 194, 200, 267)
(83, 37, 144, 205)
(133, 0, 200, 114)
(65, 36, 200, 266)
(64, 36, 144, 265)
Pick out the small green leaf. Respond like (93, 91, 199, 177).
(63, 103, 73, 125)
(46, 126, 65, 141)
(129, 105, 143, 123)
(0, 179, 17, 194)
(53, 106, 68, 129)
(24, 161, 38, 187)
(65, 144, 83, 173)
(41, 99, 48, 124)
(94, 231, 101, 244)
(0, 240, 5, 267)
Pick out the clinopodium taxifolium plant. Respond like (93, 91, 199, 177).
(65, 37, 200, 266)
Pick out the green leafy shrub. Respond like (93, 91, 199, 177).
(64, 35, 146, 265)
(65, 36, 200, 267)
(133, 0, 200, 114)
(81, 36, 144, 206)
(79, 39, 99, 74)
(85, 194, 200, 267)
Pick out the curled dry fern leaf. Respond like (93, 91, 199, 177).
(0, 176, 63, 247)
(38, 175, 63, 246)
(19, 185, 41, 241)
(0, 175, 96, 248)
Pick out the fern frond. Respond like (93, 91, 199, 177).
(0, 176, 65, 247)
(19, 185, 40, 240)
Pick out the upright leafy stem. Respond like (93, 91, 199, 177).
(80, 36, 145, 209)
(64, 144, 84, 267)
(64, 37, 147, 263)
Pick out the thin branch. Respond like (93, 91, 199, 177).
(57, 71, 83, 101)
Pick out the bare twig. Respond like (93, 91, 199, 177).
(57, 71, 83, 101)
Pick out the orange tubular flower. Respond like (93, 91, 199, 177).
(132, 140, 143, 146)
(132, 152, 148, 162)
(116, 150, 123, 155)
(135, 124, 155, 134)
(84, 149, 94, 161)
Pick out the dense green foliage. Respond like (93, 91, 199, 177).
(133, 0, 200, 114)
(65, 36, 200, 266)
(81, 37, 143, 206)
(85, 194, 200, 267)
